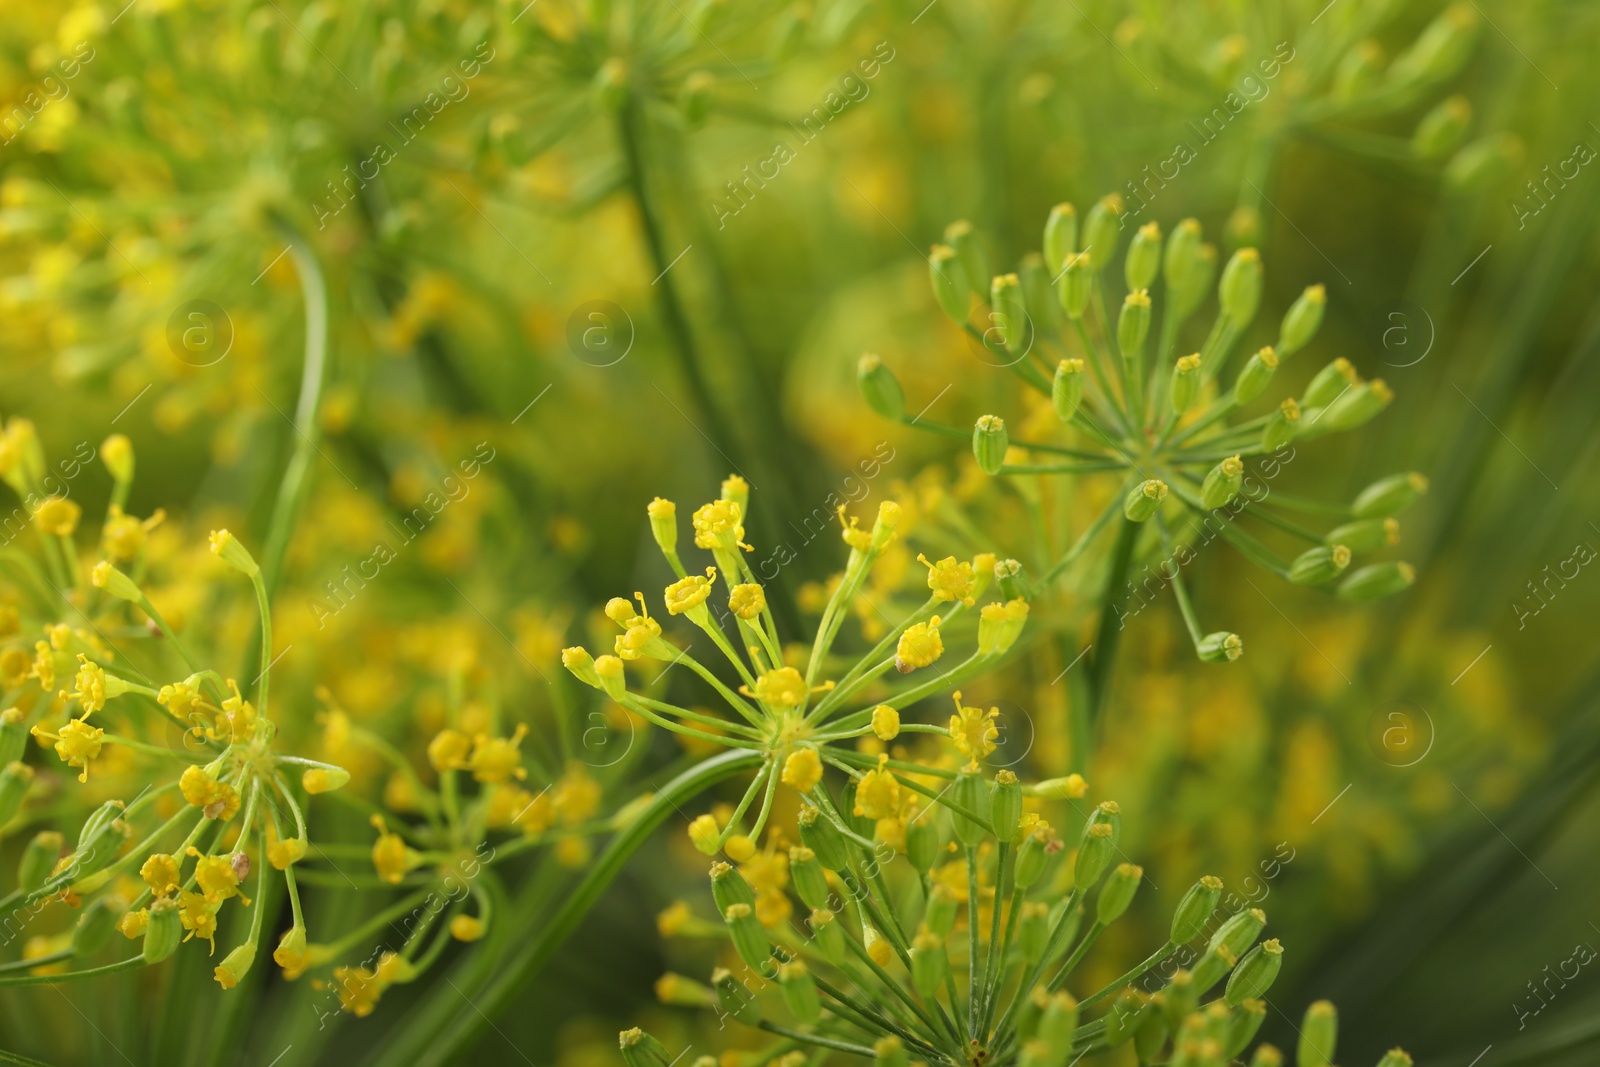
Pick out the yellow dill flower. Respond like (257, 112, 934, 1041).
(871, 705, 900, 741)
(274, 926, 309, 979)
(178, 890, 220, 953)
(333, 964, 386, 1017)
(427, 728, 471, 772)
(140, 853, 182, 897)
(30, 641, 55, 691)
(895, 616, 944, 672)
(157, 679, 203, 718)
(116, 908, 150, 940)
(724, 835, 756, 862)
(749, 667, 809, 709)
(692, 499, 745, 550)
(31, 716, 104, 782)
(657, 900, 693, 937)
(370, 816, 418, 884)
(554, 836, 591, 868)
(728, 583, 766, 619)
(214, 942, 256, 989)
(665, 568, 717, 617)
(46, 625, 73, 651)
(781, 746, 822, 793)
(187, 847, 245, 904)
(180, 766, 242, 819)
(688, 813, 721, 854)
(854, 754, 902, 820)
(450, 915, 484, 941)
(552, 762, 602, 825)
(948, 692, 1000, 767)
(72, 655, 108, 713)
(265, 826, 306, 870)
(32, 497, 81, 537)
(470, 725, 528, 783)
(0, 647, 31, 688)
(919, 554, 978, 605)
(101, 504, 165, 561)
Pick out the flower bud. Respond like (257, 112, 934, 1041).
(1225, 939, 1283, 1004)
(1337, 561, 1415, 601)
(1261, 397, 1300, 451)
(711, 967, 761, 1025)
(0, 761, 33, 826)
(990, 770, 1022, 841)
(710, 860, 757, 912)
(1125, 222, 1162, 291)
(905, 808, 942, 872)
(1171, 875, 1224, 943)
(91, 560, 143, 602)
(929, 245, 970, 322)
(1134, 1001, 1171, 1063)
(992, 274, 1030, 355)
(1224, 1000, 1268, 1060)
(1117, 290, 1152, 360)
(1075, 804, 1119, 888)
(798, 805, 851, 870)
(789, 847, 830, 910)
(1044, 203, 1078, 272)
(945, 221, 991, 298)
(214, 941, 257, 989)
(857, 354, 905, 421)
(1083, 195, 1124, 270)
(1387, 3, 1478, 89)
(1052, 359, 1085, 421)
(1164, 219, 1206, 315)
(950, 769, 991, 846)
(101, 434, 135, 484)
(1219, 248, 1262, 326)
(1097, 863, 1143, 924)
(1288, 544, 1351, 585)
(1376, 1049, 1414, 1067)
(593, 654, 626, 700)
(19, 830, 61, 890)
(1104, 988, 1145, 1047)
(1333, 39, 1383, 100)
(208, 529, 259, 578)
(810, 907, 847, 963)
(1055, 253, 1093, 319)
(1170, 353, 1202, 413)
(1162, 970, 1196, 1029)
(1327, 517, 1399, 553)
(143, 897, 182, 963)
(1208, 907, 1265, 959)
(1317, 379, 1393, 431)
(1352, 472, 1428, 518)
(302, 766, 350, 794)
(1232, 347, 1278, 405)
(1124, 479, 1167, 521)
(1414, 95, 1471, 159)
(1444, 132, 1523, 192)
(1021, 254, 1062, 335)
(973, 415, 1009, 475)
(1014, 826, 1056, 889)
(1298, 1000, 1338, 1067)
(779, 960, 821, 1023)
(723, 902, 772, 971)
(594, 58, 629, 109)
(1039, 991, 1081, 1049)
(1191, 944, 1234, 993)
(1250, 1044, 1284, 1067)
(910, 930, 948, 997)
(0, 708, 25, 765)
(679, 70, 714, 126)
(922, 882, 958, 937)
(1017, 901, 1050, 963)
(1196, 632, 1243, 663)
(73, 895, 121, 957)
(1200, 456, 1244, 509)
(1277, 285, 1326, 356)
(1303, 357, 1359, 408)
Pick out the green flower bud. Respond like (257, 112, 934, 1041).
(1200, 455, 1244, 509)
(1219, 248, 1262, 326)
(0, 709, 23, 766)
(1288, 544, 1351, 585)
(680, 71, 714, 126)
(1250, 1044, 1285, 1067)
(1104, 988, 1145, 1047)
(723, 902, 772, 971)
(1444, 132, 1522, 192)
(1117, 289, 1152, 361)
(1208, 907, 1266, 959)
(838, 780, 875, 837)
(810, 908, 847, 963)
(1015, 826, 1057, 889)
(1277, 285, 1327, 356)
(712, 967, 762, 1025)
(1387, 2, 1478, 89)
(1021, 254, 1062, 335)
(1134, 1000, 1170, 1063)
(710, 860, 757, 913)
(905, 809, 943, 872)
(1171, 875, 1224, 943)
(1097, 862, 1143, 924)
(1333, 39, 1383, 100)
(1164, 219, 1205, 313)
(1337, 561, 1416, 601)
(1352, 472, 1429, 518)
(910, 930, 948, 997)
(1225, 939, 1283, 1004)
(1124, 479, 1168, 522)
(1043, 203, 1078, 273)
(1327, 517, 1399, 553)
(779, 959, 821, 1022)
(950, 770, 992, 846)
(1170, 353, 1203, 414)
(19, 830, 61, 891)
(1048, 900, 1084, 964)
(974, 415, 1009, 476)
(1052, 359, 1085, 421)
(0, 761, 33, 827)
(1191, 945, 1234, 994)
(73, 895, 121, 957)
(1182, 242, 1219, 319)
(1075, 802, 1120, 888)
(767, 6, 807, 62)
(992, 273, 1030, 355)
(929, 245, 970, 322)
(798, 805, 850, 870)
(1015, 984, 1049, 1039)
(1302, 357, 1359, 408)
(143, 897, 182, 964)
(923, 882, 959, 937)
(595, 58, 629, 110)
(1162, 970, 1197, 1030)
(207, 529, 260, 578)
(1082, 195, 1124, 270)
(875, 1035, 910, 1067)
(1376, 1049, 1414, 1067)
(1232, 346, 1279, 405)
(789, 847, 831, 910)
(1017, 901, 1050, 963)
(857, 354, 905, 421)
(1298, 1000, 1338, 1067)
(990, 770, 1022, 841)
(995, 558, 1027, 601)
(1039, 991, 1081, 1049)
(1056, 252, 1093, 319)
(1261, 398, 1301, 451)
(1125, 221, 1163, 291)
(1197, 631, 1243, 663)
(1317, 379, 1393, 431)
(1414, 95, 1471, 160)
(1224, 999, 1268, 1060)
(945, 220, 991, 298)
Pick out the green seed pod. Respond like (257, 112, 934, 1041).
(1200, 455, 1244, 509)
(1197, 631, 1243, 663)
(712, 967, 762, 1025)
(1352, 472, 1429, 518)
(1376, 1049, 1414, 1067)
(1232, 347, 1279, 405)
(923, 882, 959, 937)
(838, 781, 875, 837)
(945, 220, 991, 298)
(1183, 243, 1219, 319)
(680, 71, 714, 126)
(810, 908, 847, 963)
(1413, 95, 1472, 161)
(905, 809, 943, 873)
(1164, 219, 1205, 311)
(910, 930, 948, 997)
(1044, 203, 1078, 272)
(1097, 863, 1143, 924)
(1162, 970, 1197, 1030)
(1056, 252, 1093, 319)
(950, 769, 992, 846)
(857, 354, 905, 421)
(1018, 1042, 1054, 1067)
(723, 902, 772, 971)
(1039, 991, 1081, 1049)
(798, 806, 850, 870)
(710, 861, 757, 913)
(1219, 248, 1262, 326)
(767, 6, 807, 62)
(1053, 359, 1085, 421)
(1104, 988, 1145, 1047)
(1288, 544, 1351, 585)
(1250, 1043, 1284, 1067)
(1134, 999, 1170, 1063)
(1225, 939, 1283, 1004)
(1021, 254, 1062, 335)
(0, 761, 33, 826)
(1337, 561, 1416, 601)
(990, 770, 1023, 841)
(789, 847, 831, 910)
(1124, 479, 1168, 522)
(875, 1035, 910, 1067)
(1208, 907, 1266, 960)
(973, 415, 1009, 476)
(1317, 379, 1393, 431)
(73, 896, 121, 957)
(595, 58, 629, 111)
(1170, 354, 1203, 414)
(1333, 39, 1384, 100)
(1277, 285, 1327, 356)
(1387, 3, 1478, 89)
(1327, 517, 1399, 553)
(1083, 195, 1124, 270)
(143, 897, 182, 964)
(1190, 945, 1235, 994)
(19, 830, 61, 891)
(1224, 999, 1268, 1060)
(0, 707, 26, 765)
(1171, 875, 1224, 943)
(929, 245, 971, 322)
(1125, 221, 1163, 291)
(1015, 826, 1056, 889)
(778, 959, 821, 1023)
(1302, 357, 1359, 408)
(1298, 1000, 1338, 1067)
(1444, 132, 1522, 192)
(1017, 901, 1050, 963)
(996, 558, 1027, 601)
(991, 273, 1030, 355)
(1261, 398, 1300, 451)
(1015, 984, 1049, 1039)
(1118, 290, 1152, 360)
(1075, 802, 1120, 888)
